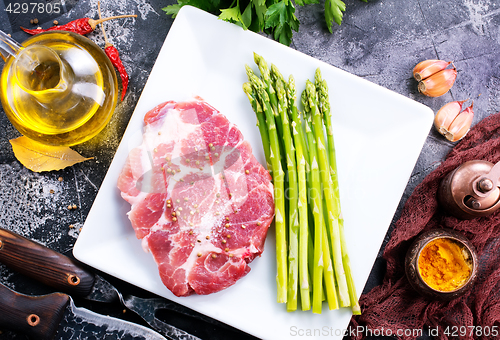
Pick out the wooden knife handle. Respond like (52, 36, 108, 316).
(0, 282, 69, 340)
(0, 228, 95, 296)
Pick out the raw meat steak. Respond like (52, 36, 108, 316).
(117, 99, 274, 297)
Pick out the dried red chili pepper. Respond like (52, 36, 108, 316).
(99, 2, 129, 101)
(105, 44, 128, 101)
(21, 14, 137, 36)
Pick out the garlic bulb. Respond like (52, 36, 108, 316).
(413, 59, 457, 97)
(434, 100, 473, 142)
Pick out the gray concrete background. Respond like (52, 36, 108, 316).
(1, 0, 499, 339)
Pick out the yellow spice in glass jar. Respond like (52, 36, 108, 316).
(418, 237, 473, 292)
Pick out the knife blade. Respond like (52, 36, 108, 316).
(0, 228, 201, 340)
(0, 282, 167, 340)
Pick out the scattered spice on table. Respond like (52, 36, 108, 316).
(21, 14, 137, 36)
(98, 1, 129, 101)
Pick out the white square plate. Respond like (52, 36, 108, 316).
(74, 6, 433, 340)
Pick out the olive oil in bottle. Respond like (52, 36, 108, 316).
(0, 31, 118, 146)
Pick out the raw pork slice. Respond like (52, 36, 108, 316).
(117, 99, 274, 296)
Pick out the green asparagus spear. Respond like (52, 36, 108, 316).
(305, 80, 350, 307)
(301, 92, 317, 297)
(301, 91, 327, 314)
(272, 65, 300, 312)
(287, 75, 311, 311)
(315, 69, 360, 314)
(246, 66, 287, 303)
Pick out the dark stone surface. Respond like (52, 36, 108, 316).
(1, 0, 499, 339)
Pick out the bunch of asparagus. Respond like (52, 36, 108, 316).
(243, 53, 360, 314)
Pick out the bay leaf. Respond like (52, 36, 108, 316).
(9, 136, 93, 172)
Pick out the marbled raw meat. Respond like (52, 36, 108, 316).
(117, 99, 274, 296)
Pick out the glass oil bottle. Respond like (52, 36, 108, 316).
(0, 30, 118, 146)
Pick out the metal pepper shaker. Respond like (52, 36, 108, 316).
(438, 160, 500, 219)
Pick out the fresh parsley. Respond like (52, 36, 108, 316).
(162, 0, 366, 46)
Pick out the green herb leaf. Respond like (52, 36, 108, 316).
(219, 5, 245, 28)
(253, 0, 268, 31)
(325, 0, 346, 32)
(273, 22, 293, 46)
(241, 2, 253, 29)
(288, 12, 300, 32)
(162, 4, 182, 17)
(264, 1, 299, 45)
(219, 6, 241, 22)
(265, 2, 286, 29)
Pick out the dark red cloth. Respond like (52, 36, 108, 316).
(350, 112, 500, 340)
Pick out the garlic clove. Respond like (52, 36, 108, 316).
(413, 59, 452, 82)
(445, 103, 474, 142)
(418, 68, 457, 97)
(434, 99, 468, 133)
